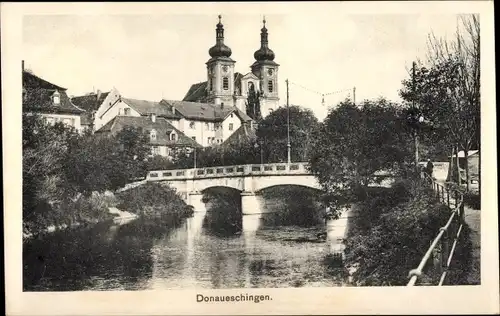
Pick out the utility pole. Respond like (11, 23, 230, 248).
(286, 79, 291, 164)
(353, 86, 356, 106)
(412, 61, 419, 169)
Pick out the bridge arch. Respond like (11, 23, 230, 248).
(253, 175, 321, 193)
(192, 177, 245, 192)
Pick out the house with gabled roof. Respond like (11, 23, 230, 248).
(70, 90, 110, 131)
(95, 114, 201, 158)
(87, 88, 252, 147)
(22, 61, 85, 132)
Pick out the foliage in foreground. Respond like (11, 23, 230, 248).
(343, 180, 473, 286)
(116, 182, 193, 218)
(308, 99, 413, 216)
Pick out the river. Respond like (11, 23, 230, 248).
(23, 187, 352, 291)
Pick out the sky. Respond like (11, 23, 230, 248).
(22, 9, 461, 120)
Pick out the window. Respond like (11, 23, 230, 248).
(170, 132, 177, 141)
(209, 79, 213, 91)
(189, 121, 196, 129)
(207, 137, 211, 144)
(150, 129, 157, 141)
(118, 108, 122, 115)
(230, 113, 234, 118)
(248, 82, 254, 92)
(223, 77, 229, 90)
(124, 108, 130, 116)
(205, 122, 209, 131)
(268, 80, 274, 93)
(53, 91, 60, 105)
(229, 123, 234, 131)
(151, 146, 160, 155)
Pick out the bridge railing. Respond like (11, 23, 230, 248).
(146, 162, 310, 181)
(407, 172, 465, 286)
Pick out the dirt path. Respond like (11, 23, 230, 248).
(464, 205, 481, 284)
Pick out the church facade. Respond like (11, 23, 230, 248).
(183, 16, 280, 118)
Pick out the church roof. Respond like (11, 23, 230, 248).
(183, 72, 247, 103)
(182, 82, 209, 103)
(96, 116, 201, 148)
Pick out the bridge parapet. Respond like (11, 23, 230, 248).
(146, 162, 310, 182)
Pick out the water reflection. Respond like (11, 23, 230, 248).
(24, 186, 351, 291)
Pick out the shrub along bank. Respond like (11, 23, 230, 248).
(343, 179, 473, 286)
(116, 182, 194, 220)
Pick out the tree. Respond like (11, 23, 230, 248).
(245, 83, 261, 120)
(22, 113, 79, 234)
(64, 127, 150, 195)
(400, 15, 480, 191)
(256, 105, 319, 163)
(308, 99, 412, 215)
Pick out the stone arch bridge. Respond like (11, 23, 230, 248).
(122, 162, 394, 215)
(125, 162, 321, 214)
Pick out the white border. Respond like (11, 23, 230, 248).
(3, 2, 498, 315)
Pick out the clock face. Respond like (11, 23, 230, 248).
(268, 68, 274, 76)
(222, 65, 228, 72)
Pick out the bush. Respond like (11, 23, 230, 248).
(70, 192, 118, 224)
(463, 192, 480, 210)
(344, 181, 456, 286)
(116, 182, 193, 218)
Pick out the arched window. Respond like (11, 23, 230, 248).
(170, 132, 177, 141)
(209, 78, 213, 91)
(223, 77, 229, 90)
(248, 82, 255, 92)
(268, 80, 274, 93)
(150, 129, 157, 141)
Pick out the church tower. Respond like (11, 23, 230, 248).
(251, 17, 280, 117)
(206, 15, 236, 107)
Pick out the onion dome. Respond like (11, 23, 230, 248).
(254, 17, 275, 61)
(209, 15, 232, 58)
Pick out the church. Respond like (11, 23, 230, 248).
(182, 15, 280, 118)
(71, 15, 281, 155)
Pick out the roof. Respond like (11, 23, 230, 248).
(96, 116, 201, 148)
(182, 82, 209, 103)
(221, 122, 257, 148)
(121, 98, 180, 119)
(23, 71, 84, 115)
(161, 99, 252, 122)
(71, 92, 110, 112)
(22, 70, 66, 91)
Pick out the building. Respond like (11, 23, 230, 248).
(159, 100, 252, 146)
(87, 88, 253, 147)
(95, 114, 201, 158)
(70, 90, 110, 131)
(75, 15, 276, 146)
(183, 16, 280, 118)
(22, 61, 85, 131)
(449, 150, 480, 187)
